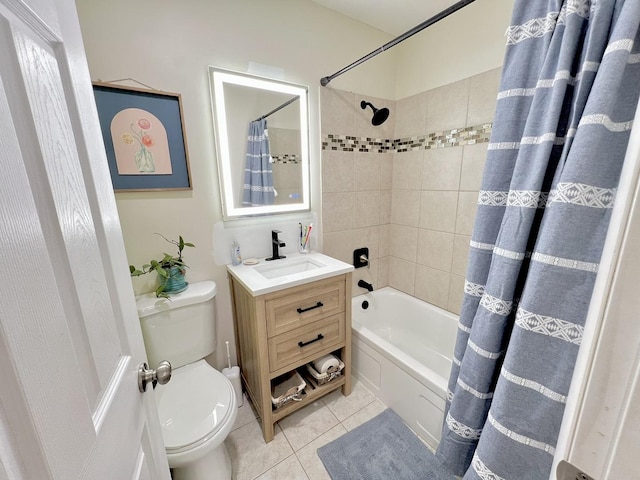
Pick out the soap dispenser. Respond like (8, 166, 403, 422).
(231, 239, 242, 266)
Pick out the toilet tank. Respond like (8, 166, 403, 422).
(136, 281, 217, 369)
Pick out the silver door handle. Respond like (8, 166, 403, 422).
(138, 360, 172, 392)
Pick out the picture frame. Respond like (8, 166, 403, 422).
(92, 82, 192, 191)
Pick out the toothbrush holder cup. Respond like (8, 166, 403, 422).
(299, 237, 310, 254)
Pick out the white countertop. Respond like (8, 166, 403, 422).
(226, 251, 354, 296)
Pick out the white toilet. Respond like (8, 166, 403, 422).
(136, 280, 238, 480)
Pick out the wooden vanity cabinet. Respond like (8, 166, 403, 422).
(229, 272, 352, 442)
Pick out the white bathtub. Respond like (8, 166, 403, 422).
(351, 287, 458, 450)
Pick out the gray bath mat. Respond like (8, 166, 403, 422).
(317, 409, 456, 480)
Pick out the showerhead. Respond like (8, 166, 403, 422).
(360, 100, 390, 126)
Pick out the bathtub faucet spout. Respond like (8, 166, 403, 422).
(358, 279, 374, 292)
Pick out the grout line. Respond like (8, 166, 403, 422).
(336, 397, 379, 431)
(293, 450, 314, 480)
(242, 382, 384, 479)
(250, 452, 302, 480)
(278, 401, 340, 454)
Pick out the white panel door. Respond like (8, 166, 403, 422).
(553, 142, 640, 479)
(552, 100, 640, 478)
(0, 1, 170, 479)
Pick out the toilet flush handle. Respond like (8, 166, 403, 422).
(138, 360, 172, 393)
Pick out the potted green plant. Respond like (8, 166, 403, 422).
(129, 234, 195, 298)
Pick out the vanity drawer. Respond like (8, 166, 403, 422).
(268, 313, 345, 373)
(265, 276, 345, 337)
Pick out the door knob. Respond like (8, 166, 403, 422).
(138, 360, 172, 392)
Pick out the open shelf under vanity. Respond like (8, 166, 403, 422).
(228, 272, 353, 442)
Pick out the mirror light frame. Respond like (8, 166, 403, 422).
(209, 67, 311, 220)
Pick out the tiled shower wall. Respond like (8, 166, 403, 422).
(320, 90, 395, 295)
(321, 67, 501, 314)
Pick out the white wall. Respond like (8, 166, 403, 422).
(75, 0, 395, 368)
(394, 0, 515, 98)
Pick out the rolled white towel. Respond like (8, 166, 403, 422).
(313, 354, 339, 374)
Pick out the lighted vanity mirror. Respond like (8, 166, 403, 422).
(209, 67, 310, 219)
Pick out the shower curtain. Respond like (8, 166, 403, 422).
(243, 119, 275, 206)
(436, 1, 640, 478)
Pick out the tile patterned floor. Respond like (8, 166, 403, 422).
(226, 379, 387, 480)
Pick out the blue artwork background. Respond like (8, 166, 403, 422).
(93, 85, 191, 190)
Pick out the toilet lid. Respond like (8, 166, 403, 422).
(156, 360, 234, 452)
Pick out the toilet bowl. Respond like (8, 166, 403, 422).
(157, 360, 237, 480)
(136, 281, 238, 480)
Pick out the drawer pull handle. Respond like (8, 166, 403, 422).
(298, 334, 324, 347)
(297, 301, 324, 314)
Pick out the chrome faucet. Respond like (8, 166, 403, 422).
(358, 279, 374, 292)
(266, 230, 286, 261)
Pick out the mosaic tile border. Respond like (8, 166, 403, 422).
(321, 135, 392, 153)
(322, 123, 493, 153)
(271, 154, 301, 164)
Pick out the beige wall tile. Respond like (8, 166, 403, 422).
(377, 256, 389, 288)
(322, 150, 354, 193)
(354, 191, 381, 228)
(353, 226, 380, 260)
(426, 78, 470, 132)
(321, 88, 355, 134)
(380, 154, 393, 190)
(392, 151, 424, 190)
(419, 191, 458, 232)
(378, 224, 390, 257)
(417, 229, 454, 272)
(380, 190, 392, 224)
(422, 147, 463, 191)
(320, 76, 495, 311)
(452, 234, 471, 276)
(354, 152, 381, 192)
(414, 266, 450, 309)
(460, 143, 488, 191)
(391, 190, 421, 227)
(273, 163, 301, 192)
(467, 67, 501, 126)
(323, 230, 354, 264)
(455, 191, 479, 235)
(323, 192, 354, 233)
(270, 128, 299, 156)
(447, 274, 466, 315)
(395, 91, 428, 138)
(389, 224, 419, 262)
(388, 256, 416, 295)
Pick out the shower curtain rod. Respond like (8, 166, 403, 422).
(254, 95, 299, 121)
(320, 0, 477, 87)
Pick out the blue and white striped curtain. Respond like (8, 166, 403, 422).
(436, 1, 640, 478)
(243, 119, 275, 206)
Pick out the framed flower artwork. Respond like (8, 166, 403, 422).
(92, 83, 192, 191)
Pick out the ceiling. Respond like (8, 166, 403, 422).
(310, 0, 464, 36)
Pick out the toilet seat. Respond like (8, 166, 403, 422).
(156, 359, 235, 454)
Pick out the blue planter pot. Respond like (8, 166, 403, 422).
(160, 266, 188, 294)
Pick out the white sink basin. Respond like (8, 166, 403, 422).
(254, 257, 325, 279)
(227, 252, 354, 296)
